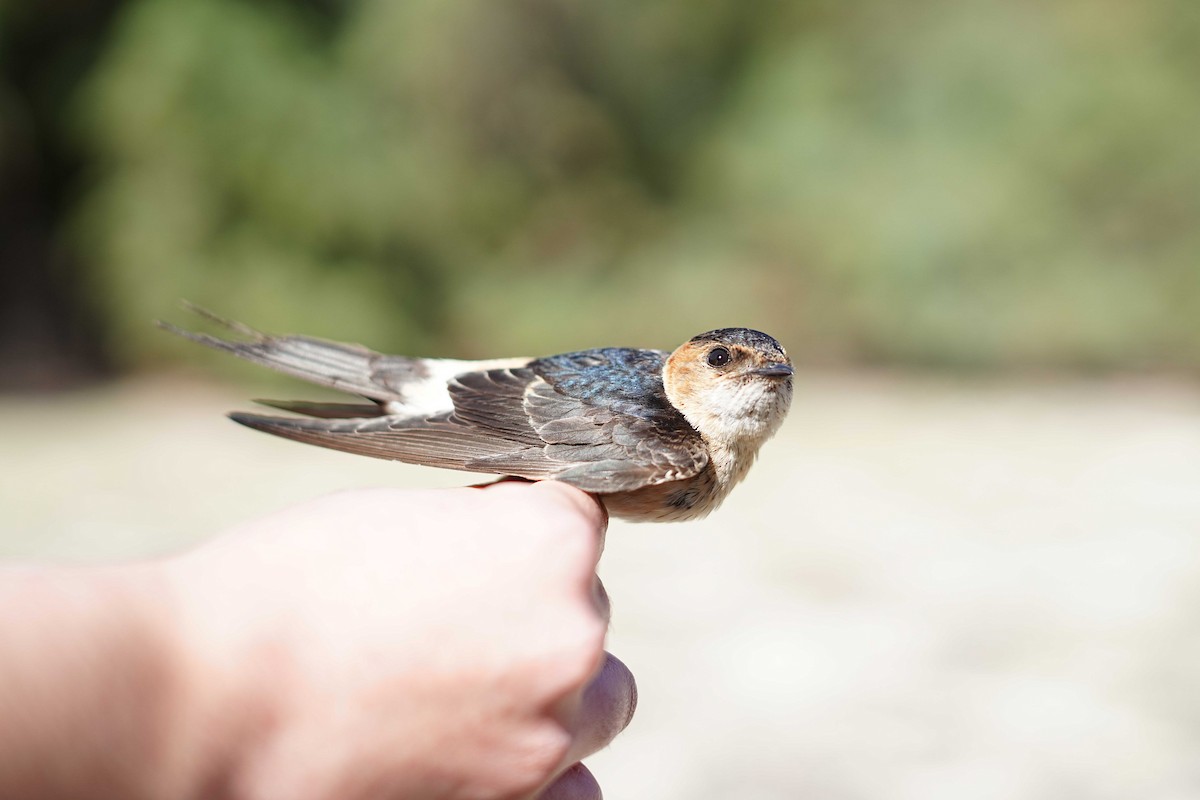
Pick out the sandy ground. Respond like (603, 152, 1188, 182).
(3, 372, 1200, 799)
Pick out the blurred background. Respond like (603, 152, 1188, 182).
(3, 1, 1199, 798)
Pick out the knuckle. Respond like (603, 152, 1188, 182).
(534, 482, 608, 537)
(523, 527, 602, 599)
(532, 617, 607, 698)
(503, 723, 574, 796)
(558, 618, 608, 684)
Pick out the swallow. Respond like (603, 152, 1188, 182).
(162, 308, 793, 522)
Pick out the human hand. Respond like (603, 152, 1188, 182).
(166, 481, 633, 800)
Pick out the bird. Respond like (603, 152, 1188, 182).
(162, 308, 793, 522)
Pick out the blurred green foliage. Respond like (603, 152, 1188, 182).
(64, 0, 1200, 369)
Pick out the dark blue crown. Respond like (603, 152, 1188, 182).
(688, 328, 786, 357)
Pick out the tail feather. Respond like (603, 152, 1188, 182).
(158, 305, 413, 402)
(253, 399, 384, 419)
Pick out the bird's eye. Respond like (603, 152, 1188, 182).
(707, 347, 732, 368)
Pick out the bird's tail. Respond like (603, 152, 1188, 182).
(251, 399, 384, 419)
(158, 303, 413, 402)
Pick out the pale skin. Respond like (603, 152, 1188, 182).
(0, 481, 634, 800)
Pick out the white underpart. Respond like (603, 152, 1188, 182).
(381, 357, 531, 417)
(676, 378, 793, 489)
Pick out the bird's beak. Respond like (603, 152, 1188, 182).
(753, 364, 794, 378)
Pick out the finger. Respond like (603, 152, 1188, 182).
(537, 762, 601, 800)
(532, 481, 609, 544)
(475, 480, 608, 557)
(566, 652, 637, 764)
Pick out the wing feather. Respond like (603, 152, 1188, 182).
(228, 362, 708, 492)
(169, 312, 711, 493)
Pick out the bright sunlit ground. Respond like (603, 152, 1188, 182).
(4, 372, 1199, 799)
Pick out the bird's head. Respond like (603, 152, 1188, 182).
(663, 328, 793, 451)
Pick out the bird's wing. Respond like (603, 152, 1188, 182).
(231, 349, 709, 493)
(454, 351, 710, 490)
